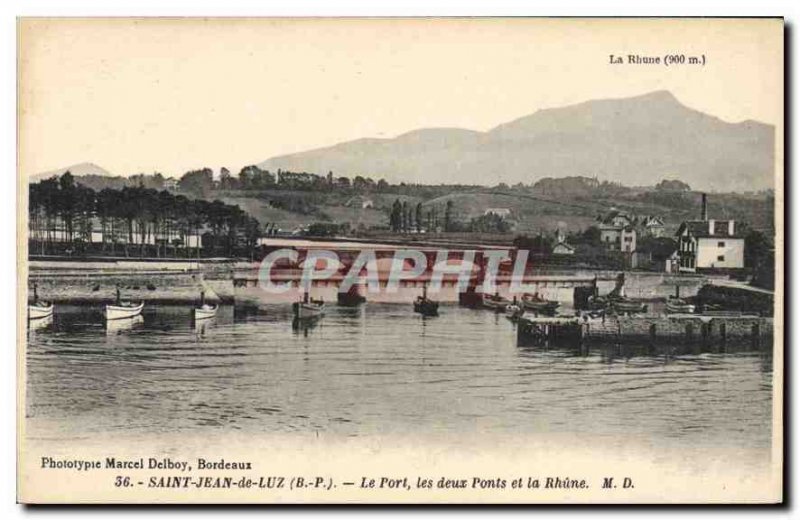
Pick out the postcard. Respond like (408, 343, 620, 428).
(17, 17, 783, 504)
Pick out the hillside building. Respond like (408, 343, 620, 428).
(552, 241, 576, 255)
(676, 194, 745, 272)
(640, 215, 666, 237)
(484, 208, 511, 219)
(598, 210, 637, 252)
(345, 196, 374, 209)
(552, 228, 576, 255)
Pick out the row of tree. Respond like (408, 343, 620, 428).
(176, 165, 480, 199)
(389, 199, 456, 233)
(29, 172, 261, 258)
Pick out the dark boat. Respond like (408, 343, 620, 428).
(337, 287, 366, 306)
(665, 296, 695, 314)
(414, 284, 439, 317)
(591, 273, 646, 315)
(521, 293, 560, 314)
(609, 297, 648, 314)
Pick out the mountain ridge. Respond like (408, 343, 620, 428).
(258, 91, 774, 191)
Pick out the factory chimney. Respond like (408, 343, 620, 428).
(701, 193, 708, 221)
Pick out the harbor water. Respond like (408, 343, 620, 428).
(26, 303, 772, 458)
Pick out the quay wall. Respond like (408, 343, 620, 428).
(233, 267, 720, 304)
(27, 260, 236, 303)
(27, 258, 723, 305)
(520, 315, 774, 348)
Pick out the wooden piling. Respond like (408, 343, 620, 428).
(751, 323, 760, 348)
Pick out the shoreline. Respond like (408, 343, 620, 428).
(27, 256, 727, 305)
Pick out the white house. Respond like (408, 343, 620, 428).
(598, 210, 637, 252)
(345, 196, 374, 209)
(641, 215, 666, 237)
(676, 219, 744, 272)
(484, 208, 511, 219)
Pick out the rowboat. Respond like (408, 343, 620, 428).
(293, 293, 325, 320)
(521, 293, 560, 314)
(665, 297, 695, 314)
(482, 293, 510, 311)
(609, 298, 647, 314)
(194, 303, 218, 320)
(413, 284, 439, 317)
(28, 301, 53, 320)
(104, 301, 144, 321)
(193, 291, 218, 320)
(337, 290, 366, 306)
(413, 297, 439, 317)
(293, 301, 324, 319)
(29, 283, 53, 320)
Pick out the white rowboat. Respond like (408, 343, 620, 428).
(293, 301, 325, 319)
(104, 301, 144, 321)
(194, 303, 218, 320)
(28, 301, 53, 320)
(482, 293, 510, 311)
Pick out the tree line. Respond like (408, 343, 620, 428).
(173, 165, 481, 200)
(389, 199, 455, 233)
(29, 172, 261, 258)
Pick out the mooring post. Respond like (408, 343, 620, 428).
(751, 323, 760, 348)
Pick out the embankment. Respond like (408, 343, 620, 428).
(27, 259, 237, 303)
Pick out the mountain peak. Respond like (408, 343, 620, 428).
(638, 89, 677, 102)
(30, 162, 113, 183)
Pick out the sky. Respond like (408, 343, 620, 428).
(18, 18, 783, 178)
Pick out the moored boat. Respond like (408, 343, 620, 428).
(193, 291, 218, 320)
(104, 301, 144, 321)
(293, 292, 325, 319)
(194, 304, 218, 320)
(609, 298, 647, 314)
(665, 296, 695, 314)
(413, 284, 439, 317)
(28, 283, 53, 320)
(482, 292, 510, 311)
(105, 287, 144, 321)
(337, 288, 366, 306)
(521, 293, 560, 314)
(29, 301, 53, 320)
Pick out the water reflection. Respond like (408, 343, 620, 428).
(27, 315, 53, 333)
(25, 303, 773, 454)
(292, 316, 322, 336)
(105, 315, 144, 336)
(194, 316, 216, 337)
